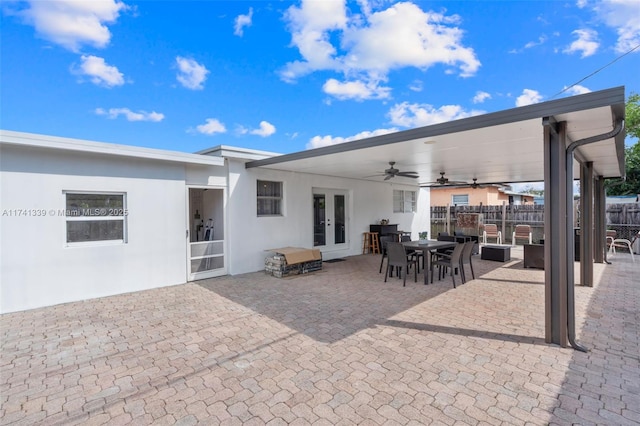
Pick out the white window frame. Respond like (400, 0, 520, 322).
(257, 180, 283, 217)
(393, 190, 417, 213)
(64, 191, 127, 246)
(451, 194, 469, 206)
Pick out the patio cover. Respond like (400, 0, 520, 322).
(247, 86, 627, 350)
(247, 87, 625, 185)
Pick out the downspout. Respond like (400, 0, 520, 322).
(565, 118, 624, 352)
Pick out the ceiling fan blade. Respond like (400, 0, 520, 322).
(420, 182, 460, 188)
(384, 174, 393, 180)
(396, 171, 419, 178)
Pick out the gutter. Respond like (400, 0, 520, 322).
(565, 118, 624, 352)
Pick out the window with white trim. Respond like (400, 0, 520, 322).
(393, 190, 417, 213)
(65, 192, 127, 244)
(451, 194, 469, 206)
(257, 180, 283, 216)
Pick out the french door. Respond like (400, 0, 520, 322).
(313, 188, 348, 250)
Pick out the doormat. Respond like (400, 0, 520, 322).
(324, 258, 346, 263)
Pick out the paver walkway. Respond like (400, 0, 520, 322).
(1, 248, 639, 425)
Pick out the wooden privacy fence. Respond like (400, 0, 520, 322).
(604, 203, 640, 241)
(431, 203, 640, 243)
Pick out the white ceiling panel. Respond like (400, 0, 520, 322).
(247, 87, 626, 186)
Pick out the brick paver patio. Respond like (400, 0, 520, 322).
(1, 248, 639, 425)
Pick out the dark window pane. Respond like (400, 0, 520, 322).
(67, 220, 124, 243)
(257, 181, 282, 197)
(66, 194, 124, 217)
(257, 199, 281, 216)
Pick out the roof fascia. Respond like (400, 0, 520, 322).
(246, 86, 625, 169)
(196, 144, 280, 161)
(0, 130, 224, 167)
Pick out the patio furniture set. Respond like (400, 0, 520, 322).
(369, 224, 637, 286)
(379, 235, 476, 288)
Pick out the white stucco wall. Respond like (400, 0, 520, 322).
(0, 144, 224, 313)
(0, 135, 431, 312)
(225, 158, 431, 274)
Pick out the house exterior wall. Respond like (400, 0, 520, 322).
(430, 187, 533, 206)
(430, 187, 499, 206)
(225, 158, 430, 274)
(0, 136, 432, 312)
(0, 144, 224, 313)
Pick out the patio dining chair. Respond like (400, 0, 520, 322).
(512, 224, 532, 245)
(430, 242, 465, 288)
(401, 234, 424, 272)
(384, 242, 417, 286)
(459, 240, 476, 282)
(482, 224, 502, 245)
(378, 235, 395, 274)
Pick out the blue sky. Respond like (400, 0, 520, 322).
(1, 0, 639, 156)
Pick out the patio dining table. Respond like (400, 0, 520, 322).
(403, 240, 457, 285)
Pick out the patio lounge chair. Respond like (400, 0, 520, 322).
(606, 230, 616, 251)
(512, 224, 532, 245)
(482, 224, 502, 245)
(609, 231, 639, 263)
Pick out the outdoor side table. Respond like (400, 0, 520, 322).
(481, 245, 511, 262)
(524, 244, 544, 269)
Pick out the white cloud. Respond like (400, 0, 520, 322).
(281, 1, 480, 100)
(387, 102, 484, 128)
(563, 84, 592, 95)
(409, 80, 423, 92)
(594, 0, 640, 53)
(564, 29, 599, 57)
(195, 118, 227, 135)
(509, 35, 549, 54)
(234, 8, 253, 36)
(306, 128, 397, 149)
(175, 56, 209, 90)
(73, 55, 124, 87)
(472, 91, 491, 104)
(95, 108, 164, 122)
(524, 35, 547, 49)
(15, 0, 127, 52)
(516, 89, 543, 107)
(250, 121, 276, 137)
(341, 3, 480, 76)
(322, 78, 391, 101)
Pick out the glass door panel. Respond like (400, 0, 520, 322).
(313, 194, 326, 246)
(334, 194, 345, 244)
